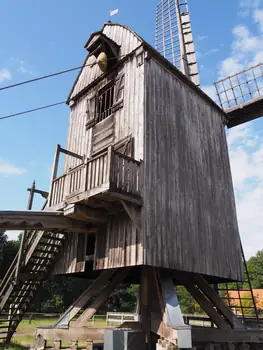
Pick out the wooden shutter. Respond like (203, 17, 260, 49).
(113, 73, 125, 112)
(114, 136, 132, 156)
(86, 93, 97, 130)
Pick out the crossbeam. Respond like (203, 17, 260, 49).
(0, 210, 96, 232)
(226, 95, 263, 128)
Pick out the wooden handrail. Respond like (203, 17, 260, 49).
(68, 162, 85, 173)
(87, 150, 108, 163)
(113, 150, 141, 165)
(60, 147, 83, 161)
(52, 173, 67, 183)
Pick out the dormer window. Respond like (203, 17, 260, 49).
(86, 72, 125, 129)
(97, 82, 115, 123)
(85, 32, 120, 73)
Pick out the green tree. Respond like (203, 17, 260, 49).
(241, 292, 258, 315)
(0, 233, 19, 279)
(247, 250, 263, 289)
(177, 286, 202, 314)
(0, 231, 7, 276)
(102, 284, 139, 313)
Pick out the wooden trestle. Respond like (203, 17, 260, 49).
(35, 266, 263, 350)
(1, 184, 263, 349)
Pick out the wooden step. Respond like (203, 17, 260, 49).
(39, 241, 61, 247)
(35, 248, 56, 254)
(42, 233, 65, 240)
(31, 255, 53, 260)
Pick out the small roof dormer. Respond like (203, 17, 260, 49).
(85, 31, 120, 73)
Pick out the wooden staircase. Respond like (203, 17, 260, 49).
(0, 230, 66, 343)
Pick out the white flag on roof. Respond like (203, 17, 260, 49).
(110, 9, 119, 16)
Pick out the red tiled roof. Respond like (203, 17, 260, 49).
(228, 289, 263, 309)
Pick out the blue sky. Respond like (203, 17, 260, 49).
(1, 0, 263, 258)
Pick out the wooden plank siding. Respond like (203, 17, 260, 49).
(51, 23, 243, 281)
(52, 25, 145, 275)
(69, 24, 142, 99)
(53, 233, 83, 275)
(142, 57, 243, 281)
(64, 46, 144, 172)
(95, 211, 143, 269)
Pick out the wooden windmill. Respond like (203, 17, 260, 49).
(1, 19, 263, 350)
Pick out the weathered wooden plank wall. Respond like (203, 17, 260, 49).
(52, 233, 86, 275)
(64, 24, 144, 172)
(143, 57, 243, 280)
(70, 24, 142, 98)
(95, 211, 143, 269)
(54, 25, 145, 274)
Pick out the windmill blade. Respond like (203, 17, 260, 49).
(155, 0, 200, 86)
(214, 62, 263, 128)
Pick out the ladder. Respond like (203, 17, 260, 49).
(0, 231, 65, 343)
(0, 229, 66, 343)
(216, 243, 259, 324)
(0, 182, 66, 344)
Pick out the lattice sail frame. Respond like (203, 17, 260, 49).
(214, 62, 263, 110)
(155, 0, 200, 86)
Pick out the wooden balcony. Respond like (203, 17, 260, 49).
(48, 147, 142, 210)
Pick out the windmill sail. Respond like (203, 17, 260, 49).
(155, 0, 200, 86)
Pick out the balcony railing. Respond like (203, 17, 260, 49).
(49, 147, 142, 208)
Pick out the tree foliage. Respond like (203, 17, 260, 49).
(2, 234, 263, 315)
(177, 286, 202, 314)
(0, 232, 19, 279)
(247, 250, 263, 289)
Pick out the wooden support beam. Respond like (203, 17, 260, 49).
(15, 180, 36, 282)
(193, 274, 245, 329)
(191, 328, 263, 343)
(36, 327, 104, 342)
(60, 147, 83, 161)
(71, 340, 78, 350)
(53, 270, 116, 328)
(48, 144, 61, 207)
(53, 340, 61, 350)
(185, 283, 230, 331)
(27, 187, 49, 199)
(64, 204, 108, 223)
(0, 210, 96, 232)
(151, 312, 178, 345)
(140, 266, 151, 350)
(74, 268, 131, 327)
(120, 200, 141, 231)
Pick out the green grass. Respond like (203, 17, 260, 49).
(0, 316, 108, 349)
(0, 343, 29, 350)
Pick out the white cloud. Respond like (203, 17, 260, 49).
(0, 69, 12, 84)
(203, 48, 220, 57)
(10, 57, 34, 75)
(239, 0, 262, 16)
(196, 35, 208, 41)
(254, 8, 263, 31)
(201, 85, 218, 102)
(218, 57, 244, 78)
(215, 9, 263, 80)
(0, 157, 26, 175)
(226, 124, 263, 258)
(240, 0, 261, 8)
(7, 231, 21, 241)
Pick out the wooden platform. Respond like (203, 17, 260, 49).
(49, 146, 142, 211)
(0, 210, 95, 232)
(226, 95, 263, 128)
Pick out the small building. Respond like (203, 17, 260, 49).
(46, 22, 243, 282)
(0, 22, 251, 348)
(228, 289, 263, 314)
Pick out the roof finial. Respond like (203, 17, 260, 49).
(109, 8, 119, 22)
